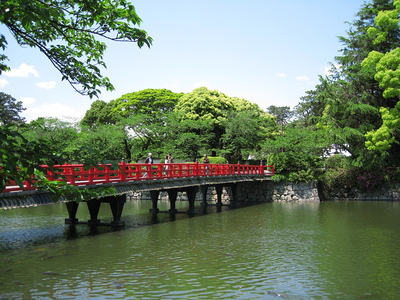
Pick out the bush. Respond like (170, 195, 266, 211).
(199, 156, 228, 164)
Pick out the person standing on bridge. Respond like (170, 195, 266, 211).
(167, 153, 173, 163)
(145, 153, 153, 164)
(142, 153, 153, 178)
(203, 154, 209, 174)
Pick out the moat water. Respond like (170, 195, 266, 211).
(0, 200, 399, 299)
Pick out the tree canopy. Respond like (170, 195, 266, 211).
(0, 92, 26, 125)
(0, 0, 152, 97)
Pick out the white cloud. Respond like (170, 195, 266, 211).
(276, 73, 286, 77)
(193, 81, 211, 89)
(20, 97, 37, 106)
(36, 81, 56, 89)
(296, 75, 310, 81)
(22, 102, 85, 122)
(164, 80, 181, 90)
(4, 63, 39, 78)
(0, 78, 9, 87)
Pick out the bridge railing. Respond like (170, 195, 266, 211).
(2, 163, 275, 193)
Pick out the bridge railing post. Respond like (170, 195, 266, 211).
(118, 161, 127, 182)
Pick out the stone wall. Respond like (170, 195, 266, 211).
(130, 181, 321, 203)
(236, 180, 320, 202)
(322, 183, 400, 201)
(127, 180, 400, 203)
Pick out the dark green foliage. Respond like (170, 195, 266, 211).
(263, 127, 328, 182)
(0, 124, 61, 191)
(0, 92, 26, 125)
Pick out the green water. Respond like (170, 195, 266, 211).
(0, 200, 399, 299)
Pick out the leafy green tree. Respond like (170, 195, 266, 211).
(263, 126, 329, 182)
(361, 1, 400, 154)
(0, 92, 26, 125)
(23, 118, 78, 160)
(0, 0, 152, 97)
(111, 89, 184, 160)
(221, 110, 275, 163)
(66, 124, 126, 163)
(0, 0, 151, 196)
(174, 87, 233, 149)
(174, 87, 275, 159)
(113, 89, 182, 119)
(163, 112, 214, 161)
(0, 124, 60, 191)
(81, 100, 119, 128)
(294, 0, 400, 169)
(267, 105, 293, 129)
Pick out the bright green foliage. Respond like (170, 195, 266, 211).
(363, 48, 400, 98)
(294, 0, 400, 170)
(174, 87, 275, 157)
(113, 89, 182, 118)
(163, 112, 214, 161)
(175, 87, 235, 126)
(361, 0, 400, 154)
(112, 89, 184, 160)
(23, 118, 78, 159)
(81, 100, 119, 127)
(365, 101, 400, 151)
(0, 0, 152, 97)
(198, 156, 227, 164)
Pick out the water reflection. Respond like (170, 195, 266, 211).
(0, 201, 399, 299)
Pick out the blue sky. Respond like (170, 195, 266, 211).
(1, 0, 367, 122)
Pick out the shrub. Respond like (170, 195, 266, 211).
(199, 156, 228, 164)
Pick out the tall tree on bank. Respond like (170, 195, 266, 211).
(295, 0, 400, 168)
(0, 0, 152, 97)
(362, 0, 400, 156)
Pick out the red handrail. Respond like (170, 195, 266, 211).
(1, 163, 275, 193)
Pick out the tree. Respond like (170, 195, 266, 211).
(221, 110, 275, 163)
(174, 87, 275, 159)
(0, 0, 152, 97)
(361, 1, 400, 153)
(0, 124, 60, 191)
(22, 117, 78, 161)
(0, 92, 26, 125)
(294, 0, 400, 169)
(262, 126, 329, 182)
(0, 0, 152, 194)
(81, 100, 119, 128)
(66, 124, 126, 163)
(267, 105, 293, 129)
(111, 89, 184, 160)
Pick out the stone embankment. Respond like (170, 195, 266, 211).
(134, 180, 321, 203)
(236, 181, 320, 202)
(322, 183, 400, 201)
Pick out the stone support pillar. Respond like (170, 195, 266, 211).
(149, 190, 160, 213)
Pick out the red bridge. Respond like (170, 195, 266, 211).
(1, 162, 275, 227)
(3, 162, 275, 193)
